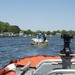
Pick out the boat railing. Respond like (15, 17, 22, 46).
(59, 53, 75, 56)
(48, 69, 75, 75)
(35, 59, 62, 69)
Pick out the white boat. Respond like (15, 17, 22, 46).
(30, 38, 48, 46)
(0, 34, 75, 75)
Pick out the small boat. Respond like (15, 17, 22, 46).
(30, 38, 48, 46)
(1, 34, 75, 75)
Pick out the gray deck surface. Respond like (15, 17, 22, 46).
(16, 62, 75, 75)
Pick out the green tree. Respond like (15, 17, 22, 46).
(61, 30, 67, 34)
(3, 22, 11, 32)
(46, 31, 51, 35)
(0, 21, 4, 33)
(52, 31, 57, 35)
(26, 29, 32, 35)
(11, 26, 20, 34)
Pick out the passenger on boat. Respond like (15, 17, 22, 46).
(37, 32, 42, 39)
(0, 63, 16, 75)
(37, 32, 43, 43)
(42, 32, 46, 42)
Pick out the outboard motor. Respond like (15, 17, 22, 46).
(59, 34, 73, 69)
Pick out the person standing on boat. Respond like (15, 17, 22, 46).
(37, 31, 42, 39)
(42, 32, 46, 42)
(37, 32, 42, 43)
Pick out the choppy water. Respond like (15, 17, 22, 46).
(0, 36, 75, 69)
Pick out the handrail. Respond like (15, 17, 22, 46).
(35, 59, 61, 69)
(59, 53, 75, 56)
(48, 69, 75, 75)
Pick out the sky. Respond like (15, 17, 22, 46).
(0, 0, 75, 31)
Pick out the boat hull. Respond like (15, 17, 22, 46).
(30, 39, 48, 46)
(1, 55, 75, 75)
(9, 55, 75, 67)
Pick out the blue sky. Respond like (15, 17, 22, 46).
(0, 0, 75, 31)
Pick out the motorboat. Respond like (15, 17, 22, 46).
(30, 38, 48, 46)
(1, 34, 75, 75)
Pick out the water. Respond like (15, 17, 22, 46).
(0, 36, 75, 69)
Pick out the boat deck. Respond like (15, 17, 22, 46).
(16, 59, 75, 75)
(1, 56, 75, 75)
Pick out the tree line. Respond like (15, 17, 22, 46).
(0, 21, 75, 36)
(22, 29, 75, 36)
(0, 21, 20, 34)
